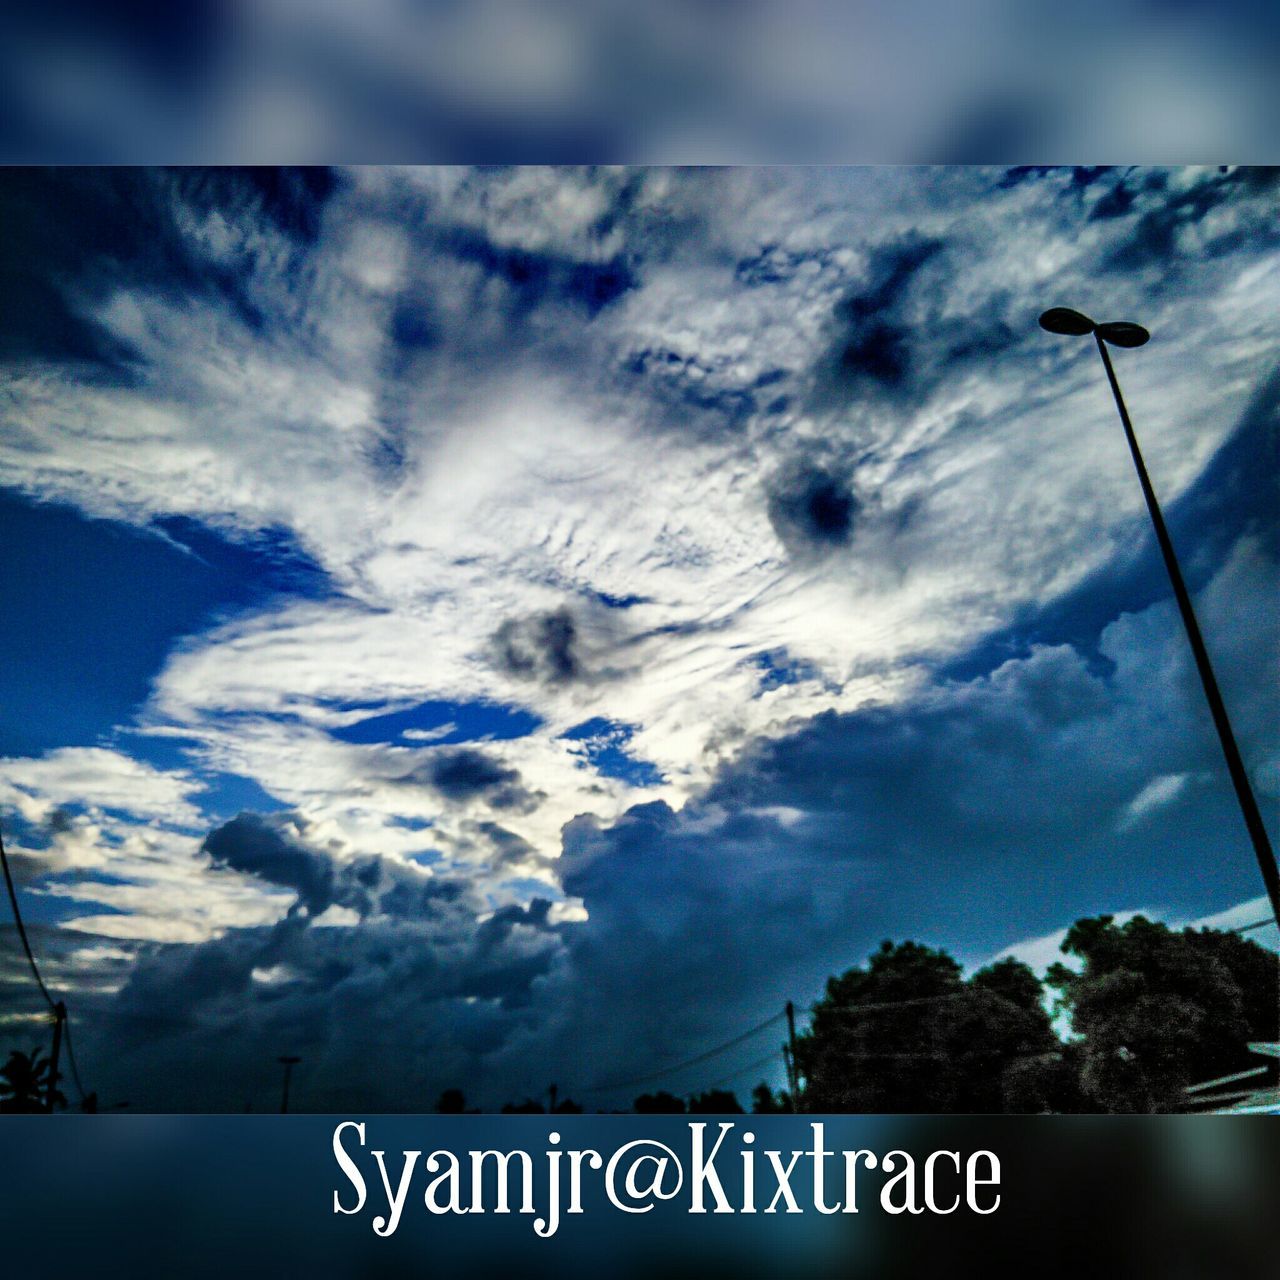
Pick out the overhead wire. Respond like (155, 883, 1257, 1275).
(0, 820, 88, 1105)
(584, 1010, 787, 1094)
(0, 822, 55, 1010)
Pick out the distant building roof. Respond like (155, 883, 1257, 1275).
(1185, 1043, 1280, 1114)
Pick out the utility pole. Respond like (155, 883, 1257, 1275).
(785, 1001, 800, 1113)
(278, 1055, 301, 1113)
(46, 1001, 66, 1113)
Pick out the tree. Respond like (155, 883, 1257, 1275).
(633, 1090, 685, 1113)
(751, 1083, 790, 1113)
(435, 1088, 468, 1113)
(0, 1046, 64, 1113)
(1047, 914, 1277, 1112)
(687, 1089, 743, 1114)
(795, 940, 1062, 1112)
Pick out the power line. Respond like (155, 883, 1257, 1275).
(702, 1049, 785, 1093)
(1232, 917, 1276, 934)
(0, 822, 55, 1010)
(582, 989, 978, 1096)
(0, 820, 87, 1106)
(805, 990, 971, 1016)
(584, 1010, 787, 1094)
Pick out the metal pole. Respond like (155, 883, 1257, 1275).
(1094, 334, 1280, 925)
(278, 1055, 300, 1113)
(785, 1000, 800, 1113)
(46, 1001, 66, 1113)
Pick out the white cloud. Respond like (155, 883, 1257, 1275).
(1119, 772, 1190, 830)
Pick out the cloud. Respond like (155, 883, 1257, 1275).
(823, 235, 944, 393)
(765, 462, 858, 558)
(407, 748, 544, 814)
(204, 812, 342, 918)
(1119, 773, 1190, 830)
(492, 606, 584, 683)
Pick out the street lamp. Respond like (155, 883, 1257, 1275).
(1039, 307, 1279, 926)
(278, 1055, 301, 1113)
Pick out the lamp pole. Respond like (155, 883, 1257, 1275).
(278, 1055, 301, 1114)
(1040, 308, 1279, 926)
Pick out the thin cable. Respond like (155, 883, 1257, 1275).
(805, 990, 971, 1016)
(585, 1010, 787, 1094)
(2, 820, 89, 1104)
(0, 822, 55, 1010)
(702, 1049, 784, 1093)
(1232, 917, 1276, 934)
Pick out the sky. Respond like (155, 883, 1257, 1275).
(0, 166, 1277, 1111)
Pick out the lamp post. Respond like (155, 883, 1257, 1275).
(1039, 307, 1279, 926)
(278, 1055, 301, 1114)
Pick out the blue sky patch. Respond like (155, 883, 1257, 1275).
(331, 698, 543, 747)
(562, 717, 665, 787)
(753, 648, 823, 691)
(0, 490, 329, 758)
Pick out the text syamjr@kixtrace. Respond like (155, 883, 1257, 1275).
(333, 1121, 1001, 1239)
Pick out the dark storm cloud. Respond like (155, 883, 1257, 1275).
(203, 810, 467, 920)
(539, 796, 847, 1100)
(765, 462, 859, 558)
(534, 571, 1274, 1102)
(45, 807, 75, 834)
(462, 820, 554, 873)
(829, 236, 943, 390)
(88, 839, 568, 1107)
(491, 606, 582, 684)
(401, 748, 544, 814)
(810, 232, 1020, 410)
(204, 812, 337, 917)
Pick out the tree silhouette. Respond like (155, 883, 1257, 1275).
(1047, 915, 1278, 1112)
(795, 940, 1063, 1112)
(751, 1083, 790, 1113)
(687, 1089, 743, 1113)
(633, 1090, 685, 1113)
(0, 1046, 64, 1113)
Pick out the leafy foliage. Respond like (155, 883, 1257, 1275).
(633, 1090, 686, 1113)
(687, 1089, 743, 1113)
(1046, 915, 1278, 1112)
(0, 1045, 64, 1113)
(796, 940, 1070, 1112)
